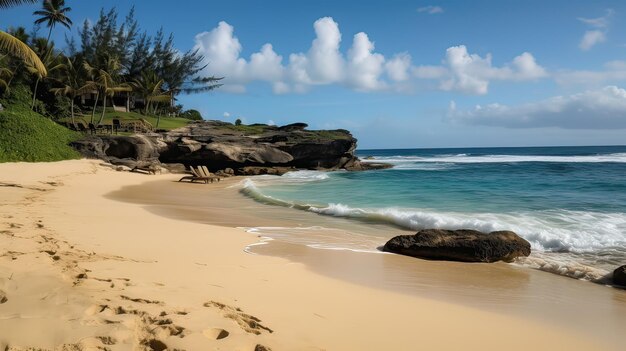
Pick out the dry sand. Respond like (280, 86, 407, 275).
(0, 159, 623, 350)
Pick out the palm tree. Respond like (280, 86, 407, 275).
(0, 1, 49, 77)
(26, 38, 63, 109)
(131, 70, 171, 115)
(0, 0, 38, 8)
(0, 31, 46, 77)
(33, 0, 72, 43)
(84, 57, 131, 126)
(50, 57, 95, 127)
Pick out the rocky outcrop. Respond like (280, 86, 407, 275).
(71, 134, 163, 170)
(614, 266, 626, 286)
(72, 120, 391, 174)
(383, 229, 531, 263)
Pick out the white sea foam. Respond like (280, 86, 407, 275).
(244, 226, 387, 254)
(281, 170, 330, 181)
(238, 178, 626, 283)
(240, 179, 626, 253)
(364, 153, 626, 164)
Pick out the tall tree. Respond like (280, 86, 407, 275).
(152, 29, 222, 110)
(0, 32, 46, 76)
(50, 56, 95, 127)
(33, 0, 72, 43)
(26, 39, 63, 109)
(84, 55, 131, 125)
(131, 70, 170, 115)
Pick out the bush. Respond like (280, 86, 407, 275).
(235, 118, 242, 126)
(180, 109, 203, 120)
(0, 84, 32, 108)
(0, 105, 81, 162)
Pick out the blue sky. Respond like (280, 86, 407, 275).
(3, 0, 626, 148)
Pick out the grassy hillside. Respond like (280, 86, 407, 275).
(66, 109, 192, 131)
(0, 106, 81, 162)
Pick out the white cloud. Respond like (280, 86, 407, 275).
(346, 32, 386, 91)
(417, 6, 444, 14)
(223, 112, 230, 118)
(577, 9, 613, 51)
(578, 9, 614, 28)
(267, 119, 276, 126)
(193, 21, 284, 93)
(194, 19, 546, 95)
(555, 60, 626, 87)
(448, 86, 626, 129)
(386, 53, 412, 81)
(306, 17, 345, 84)
(579, 30, 606, 51)
(437, 46, 546, 95)
(248, 44, 284, 81)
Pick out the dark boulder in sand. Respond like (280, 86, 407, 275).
(614, 266, 626, 286)
(383, 229, 531, 263)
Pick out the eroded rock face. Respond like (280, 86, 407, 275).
(158, 121, 357, 171)
(72, 121, 390, 174)
(383, 229, 531, 263)
(614, 266, 626, 286)
(71, 135, 162, 170)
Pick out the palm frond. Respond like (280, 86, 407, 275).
(0, 0, 38, 8)
(0, 31, 47, 76)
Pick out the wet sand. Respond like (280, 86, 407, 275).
(112, 176, 626, 348)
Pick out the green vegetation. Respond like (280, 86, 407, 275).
(225, 123, 268, 135)
(222, 122, 352, 141)
(0, 0, 223, 162)
(0, 105, 80, 162)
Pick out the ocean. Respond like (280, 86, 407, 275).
(240, 145, 626, 283)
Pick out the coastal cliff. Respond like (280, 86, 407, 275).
(71, 120, 390, 174)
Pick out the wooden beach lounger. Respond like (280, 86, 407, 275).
(200, 166, 221, 183)
(178, 166, 221, 184)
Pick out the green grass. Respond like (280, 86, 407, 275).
(223, 124, 271, 135)
(68, 109, 192, 131)
(0, 106, 81, 163)
(305, 130, 352, 141)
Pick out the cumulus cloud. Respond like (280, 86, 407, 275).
(346, 32, 386, 91)
(448, 86, 626, 129)
(417, 6, 444, 14)
(194, 18, 546, 95)
(385, 53, 412, 81)
(437, 46, 546, 95)
(223, 112, 230, 118)
(193, 21, 284, 93)
(577, 9, 613, 51)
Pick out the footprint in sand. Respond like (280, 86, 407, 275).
(0, 289, 7, 304)
(203, 328, 230, 340)
(203, 301, 273, 335)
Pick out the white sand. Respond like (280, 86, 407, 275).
(0, 159, 620, 350)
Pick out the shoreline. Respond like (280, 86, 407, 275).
(0, 159, 623, 350)
(111, 170, 626, 347)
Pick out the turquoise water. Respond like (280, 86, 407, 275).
(241, 146, 626, 282)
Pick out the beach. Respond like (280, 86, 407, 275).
(1, 159, 625, 350)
